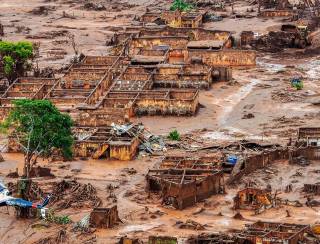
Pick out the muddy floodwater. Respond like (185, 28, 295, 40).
(1, 0, 320, 243)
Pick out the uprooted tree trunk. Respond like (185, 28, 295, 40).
(0, 23, 4, 37)
(16, 178, 32, 218)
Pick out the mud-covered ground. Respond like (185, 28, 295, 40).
(1, 0, 320, 243)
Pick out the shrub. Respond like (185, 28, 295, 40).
(0, 41, 34, 81)
(168, 129, 181, 141)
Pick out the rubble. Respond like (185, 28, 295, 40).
(83, 2, 106, 11)
(29, 6, 56, 16)
(175, 219, 206, 230)
(29, 166, 55, 178)
(304, 183, 320, 195)
(233, 187, 273, 213)
(34, 229, 67, 244)
(50, 180, 102, 209)
(148, 236, 178, 244)
(242, 113, 255, 119)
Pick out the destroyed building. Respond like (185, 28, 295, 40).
(89, 206, 121, 228)
(297, 127, 320, 147)
(237, 221, 310, 244)
(188, 221, 311, 244)
(233, 187, 272, 211)
(146, 155, 225, 209)
(73, 124, 144, 160)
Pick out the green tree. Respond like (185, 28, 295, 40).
(0, 41, 34, 81)
(170, 0, 194, 12)
(3, 99, 73, 178)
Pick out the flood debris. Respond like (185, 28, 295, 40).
(188, 232, 237, 243)
(304, 183, 320, 195)
(175, 219, 206, 230)
(34, 229, 67, 244)
(29, 166, 55, 178)
(83, 2, 106, 11)
(148, 236, 178, 244)
(29, 6, 56, 16)
(189, 221, 311, 244)
(50, 180, 102, 209)
(233, 187, 273, 213)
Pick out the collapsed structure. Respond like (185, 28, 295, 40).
(297, 127, 320, 147)
(188, 221, 311, 244)
(89, 206, 121, 228)
(0, 9, 257, 160)
(146, 155, 225, 209)
(73, 124, 144, 160)
(233, 187, 272, 211)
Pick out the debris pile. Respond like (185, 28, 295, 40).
(175, 219, 206, 230)
(83, 2, 106, 11)
(29, 6, 56, 16)
(50, 180, 102, 209)
(34, 229, 67, 244)
(29, 166, 55, 178)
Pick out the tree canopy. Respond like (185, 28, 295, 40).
(3, 99, 73, 176)
(0, 41, 34, 81)
(170, 0, 194, 12)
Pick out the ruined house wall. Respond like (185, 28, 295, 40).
(10, 83, 41, 92)
(140, 13, 159, 23)
(176, 174, 223, 209)
(195, 174, 223, 201)
(63, 71, 104, 88)
(259, 10, 294, 17)
(109, 138, 140, 160)
(129, 37, 189, 56)
(195, 29, 231, 42)
(186, 49, 256, 67)
(181, 16, 202, 28)
(50, 97, 86, 106)
(141, 27, 195, 39)
(161, 181, 185, 208)
(154, 66, 211, 89)
(291, 146, 320, 160)
(134, 97, 198, 116)
(229, 147, 320, 184)
(75, 139, 139, 161)
(176, 181, 197, 209)
(89, 206, 120, 228)
(161, 10, 182, 26)
(83, 56, 118, 65)
(140, 27, 231, 44)
(228, 149, 288, 183)
(74, 141, 100, 158)
(76, 108, 129, 127)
